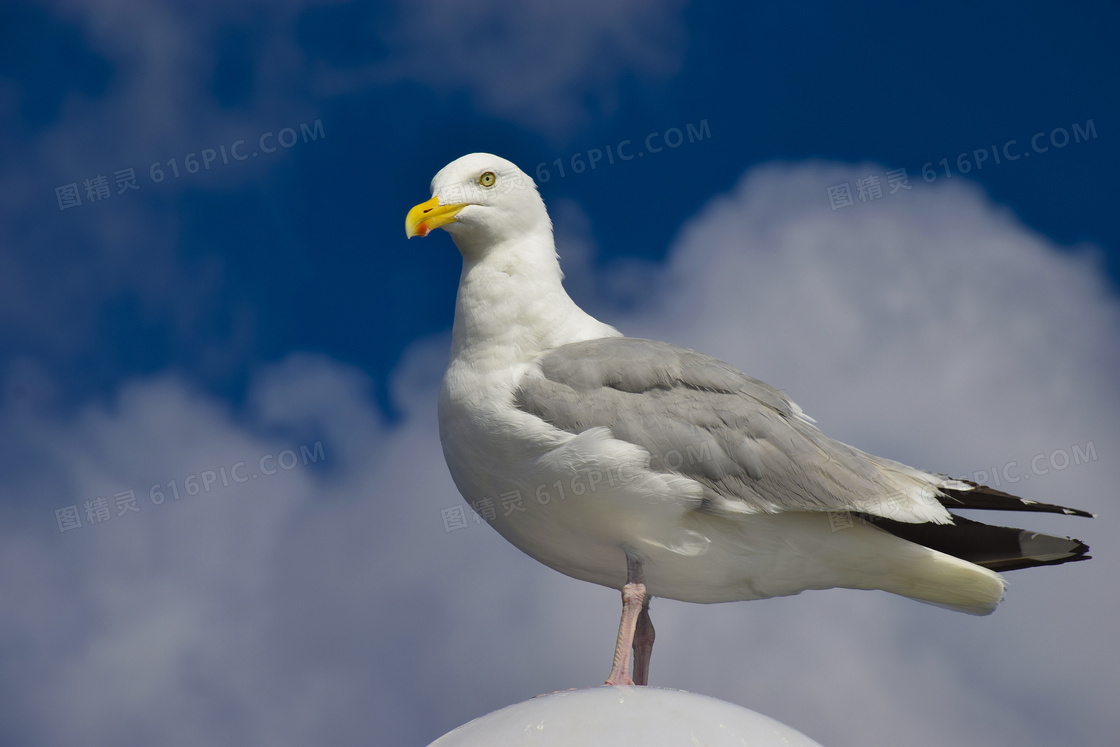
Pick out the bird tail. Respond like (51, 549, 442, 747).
(861, 513, 1090, 614)
(876, 542, 1008, 615)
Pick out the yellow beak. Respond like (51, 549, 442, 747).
(405, 196, 466, 238)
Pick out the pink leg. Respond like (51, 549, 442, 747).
(605, 553, 647, 686)
(632, 597, 655, 686)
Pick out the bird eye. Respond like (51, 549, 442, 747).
(478, 171, 497, 188)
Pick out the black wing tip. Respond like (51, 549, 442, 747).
(990, 533, 1091, 572)
(940, 481, 1095, 518)
(1044, 505, 1095, 519)
(981, 551, 1091, 573)
(865, 512, 1092, 573)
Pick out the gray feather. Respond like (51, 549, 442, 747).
(513, 337, 939, 519)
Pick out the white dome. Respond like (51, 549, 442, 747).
(430, 686, 822, 746)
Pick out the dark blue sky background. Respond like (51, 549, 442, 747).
(2, 1, 1115, 418)
(1, 3, 1117, 745)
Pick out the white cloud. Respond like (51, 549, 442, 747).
(605, 162, 1120, 745)
(346, 0, 687, 138)
(1, 161, 1116, 745)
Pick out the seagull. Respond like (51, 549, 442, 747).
(405, 153, 1092, 687)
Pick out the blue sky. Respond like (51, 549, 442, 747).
(1, 2, 1118, 745)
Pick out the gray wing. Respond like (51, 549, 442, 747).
(513, 337, 952, 523)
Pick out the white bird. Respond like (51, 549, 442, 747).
(405, 153, 1092, 687)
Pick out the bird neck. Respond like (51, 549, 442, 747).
(449, 236, 617, 370)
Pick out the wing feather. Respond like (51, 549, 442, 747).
(514, 337, 952, 523)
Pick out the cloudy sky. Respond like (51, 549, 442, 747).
(2, 2, 1118, 745)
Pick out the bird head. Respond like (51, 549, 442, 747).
(405, 153, 551, 258)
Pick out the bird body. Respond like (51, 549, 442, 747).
(407, 153, 1090, 685)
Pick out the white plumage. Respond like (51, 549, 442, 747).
(405, 153, 1090, 686)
